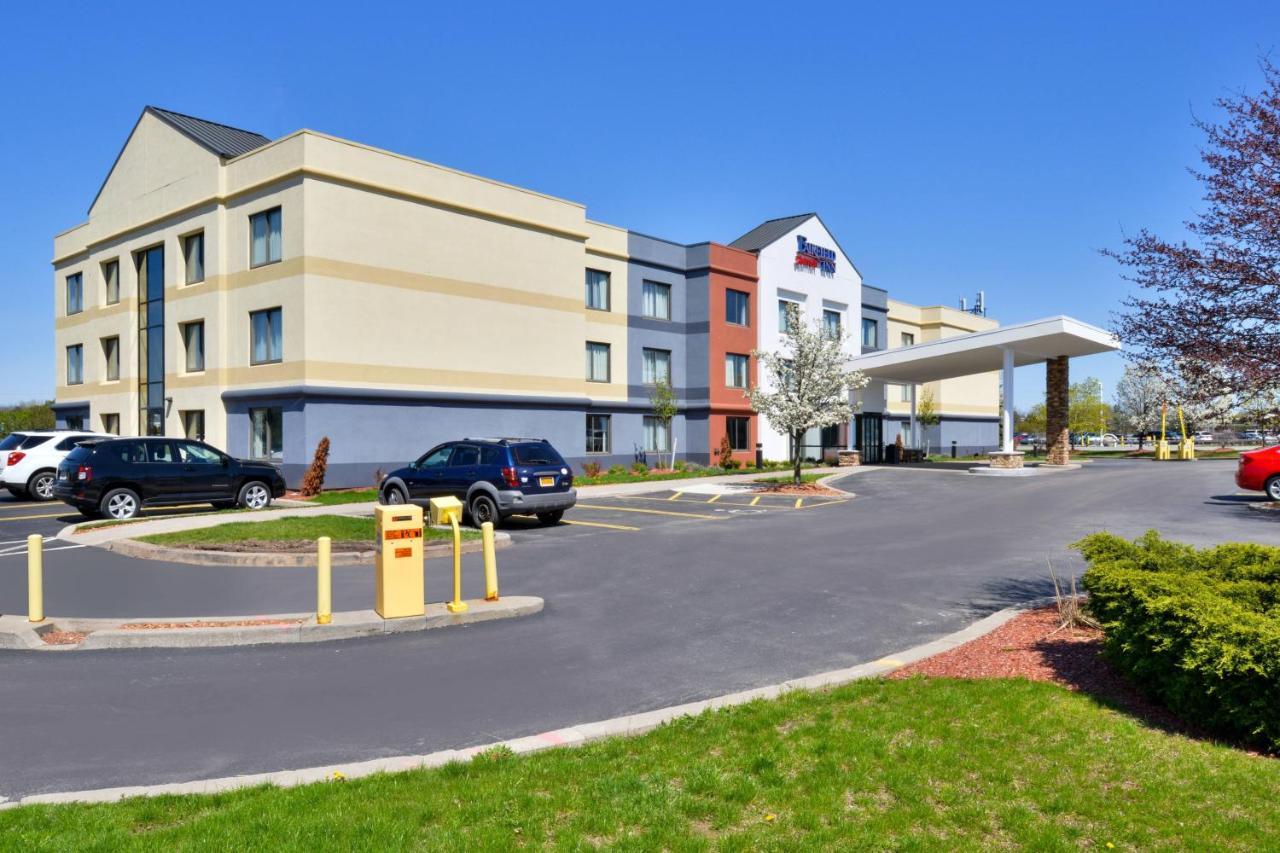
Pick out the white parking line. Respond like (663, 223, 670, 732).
(0, 544, 85, 557)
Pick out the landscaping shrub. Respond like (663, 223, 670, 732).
(1077, 530, 1280, 750)
(723, 459, 741, 470)
(631, 461, 649, 476)
(582, 461, 602, 478)
(607, 464, 627, 476)
(299, 437, 330, 497)
(673, 459, 687, 471)
(717, 434, 734, 468)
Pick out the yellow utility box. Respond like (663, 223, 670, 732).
(429, 495, 463, 526)
(1178, 439, 1196, 461)
(1154, 439, 1171, 461)
(374, 504, 425, 619)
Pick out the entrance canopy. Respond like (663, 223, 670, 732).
(850, 315, 1119, 383)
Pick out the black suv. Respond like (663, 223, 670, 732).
(380, 438, 576, 526)
(54, 437, 287, 520)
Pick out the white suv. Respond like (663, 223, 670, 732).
(0, 430, 112, 501)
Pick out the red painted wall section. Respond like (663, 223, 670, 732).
(706, 244, 759, 464)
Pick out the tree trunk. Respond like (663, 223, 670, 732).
(792, 430, 803, 485)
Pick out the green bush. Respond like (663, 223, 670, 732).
(607, 464, 627, 476)
(673, 459, 687, 471)
(1077, 531, 1280, 750)
(631, 461, 649, 476)
(581, 462, 602, 478)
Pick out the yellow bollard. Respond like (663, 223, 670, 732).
(27, 534, 43, 623)
(481, 521, 499, 601)
(317, 536, 332, 625)
(447, 516, 468, 614)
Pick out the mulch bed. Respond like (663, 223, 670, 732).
(120, 618, 305, 630)
(40, 630, 87, 645)
(752, 483, 845, 496)
(890, 605, 1191, 737)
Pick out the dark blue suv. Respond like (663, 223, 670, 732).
(380, 438, 576, 526)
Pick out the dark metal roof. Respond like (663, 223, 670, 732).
(727, 213, 817, 252)
(146, 107, 271, 158)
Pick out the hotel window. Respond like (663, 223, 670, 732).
(726, 416, 749, 451)
(100, 413, 120, 435)
(66, 344, 83, 385)
(861, 317, 879, 349)
(901, 383, 913, 403)
(823, 309, 842, 339)
(182, 321, 205, 372)
(101, 336, 120, 382)
(181, 410, 206, 441)
(643, 416, 670, 452)
(642, 280, 671, 320)
(249, 207, 282, 267)
(102, 260, 120, 305)
(586, 342, 611, 382)
(901, 332, 915, 347)
(66, 273, 83, 315)
(642, 348, 670, 385)
(585, 269, 610, 311)
(586, 414, 611, 454)
(725, 353, 749, 389)
(183, 232, 205, 284)
(725, 289, 749, 326)
(778, 299, 798, 332)
(65, 416, 85, 430)
(250, 407, 283, 460)
(250, 308, 283, 364)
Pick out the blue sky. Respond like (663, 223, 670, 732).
(1, 1, 1274, 408)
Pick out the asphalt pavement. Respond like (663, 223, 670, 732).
(0, 460, 1273, 800)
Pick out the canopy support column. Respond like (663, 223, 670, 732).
(1046, 355, 1070, 465)
(1001, 347, 1015, 453)
(909, 384, 918, 449)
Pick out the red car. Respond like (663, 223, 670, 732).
(1236, 445, 1280, 501)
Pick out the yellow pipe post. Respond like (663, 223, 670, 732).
(446, 516, 468, 614)
(316, 536, 332, 625)
(27, 534, 43, 623)
(1155, 402, 1171, 461)
(481, 521, 498, 601)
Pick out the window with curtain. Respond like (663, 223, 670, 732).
(102, 336, 119, 381)
(725, 353, 749, 388)
(586, 342, 610, 382)
(183, 321, 205, 372)
(250, 407, 283, 459)
(100, 413, 120, 435)
(181, 410, 206, 441)
(586, 414, 611, 454)
(726, 416, 749, 451)
(585, 269, 610, 310)
(250, 308, 283, 364)
(861, 317, 879, 349)
(900, 383, 913, 402)
(103, 260, 120, 305)
(725, 289, 749, 326)
(778, 300, 798, 332)
(823, 309, 841, 339)
(643, 416, 670, 452)
(642, 348, 670, 385)
(901, 332, 915, 347)
(184, 232, 205, 284)
(642, 280, 671, 320)
(66, 273, 83, 315)
(66, 344, 83, 384)
(250, 208, 282, 267)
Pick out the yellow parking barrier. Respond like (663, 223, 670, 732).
(429, 497, 467, 614)
(27, 534, 43, 623)
(1177, 405, 1195, 460)
(481, 521, 499, 601)
(316, 536, 332, 625)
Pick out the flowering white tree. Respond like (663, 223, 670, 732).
(1112, 364, 1169, 449)
(748, 303, 869, 484)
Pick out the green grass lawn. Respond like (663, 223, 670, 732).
(303, 488, 380, 505)
(751, 473, 828, 485)
(5, 678, 1276, 850)
(137, 515, 477, 547)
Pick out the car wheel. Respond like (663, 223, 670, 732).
(238, 481, 272, 510)
(101, 488, 141, 520)
(536, 510, 564, 525)
(26, 471, 56, 502)
(383, 485, 406, 505)
(469, 494, 499, 528)
(1267, 476, 1280, 502)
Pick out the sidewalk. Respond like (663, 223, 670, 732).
(62, 466, 859, 545)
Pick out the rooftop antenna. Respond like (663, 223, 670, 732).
(975, 290, 986, 316)
(959, 296, 968, 312)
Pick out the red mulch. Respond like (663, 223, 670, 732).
(753, 483, 844, 496)
(40, 630, 87, 645)
(120, 618, 304, 630)
(890, 605, 1192, 737)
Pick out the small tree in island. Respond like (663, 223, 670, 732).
(648, 378, 678, 469)
(916, 386, 941, 456)
(748, 302, 869, 485)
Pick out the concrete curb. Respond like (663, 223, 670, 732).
(0, 596, 543, 652)
(101, 531, 511, 567)
(3, 597, 1046, 807)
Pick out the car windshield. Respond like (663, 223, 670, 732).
(0, 433, 28, 451)
(511, 442, 562, 466)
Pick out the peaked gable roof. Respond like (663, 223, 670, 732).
(728, 213, 817, 252)
(88, 107, 272, 214)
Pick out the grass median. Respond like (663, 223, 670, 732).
(3, 678, 1276, 848)
(136, 515, 478, 548)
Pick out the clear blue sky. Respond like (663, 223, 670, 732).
(2, 1, 1274, 408)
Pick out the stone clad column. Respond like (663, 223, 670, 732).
(1045, 356, 1070, 465)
